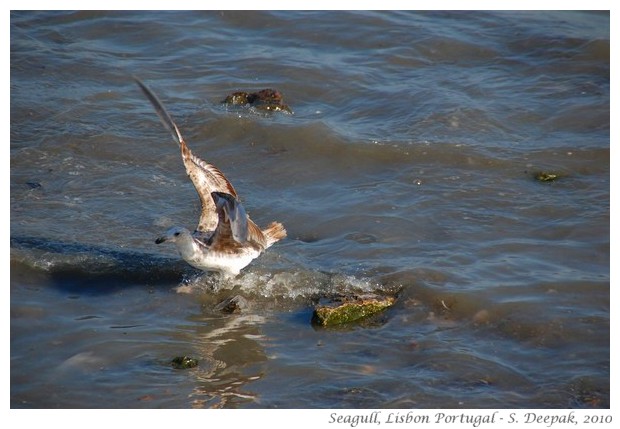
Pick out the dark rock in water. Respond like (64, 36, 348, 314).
(312, 294, 396, 326)
(171, 356, 198, 369)
(224, 91, 251, 105)
(534, 171, 560, 182)
(223, 88, 292, 114)
(214, 294, 249, 313)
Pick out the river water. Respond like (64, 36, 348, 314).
(10, 10, 609, 409)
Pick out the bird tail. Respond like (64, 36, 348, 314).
(262, 222, 287, 248)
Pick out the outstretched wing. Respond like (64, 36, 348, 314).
(211, 192, 248, 243)
(135, 78, 238, 233)
(211, 191, 270, 249)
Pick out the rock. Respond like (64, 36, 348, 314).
(214, 294, 249, 313)
(223, 91, 251, 105)
(312, 294, 396, 326)
(171, 356, 198, 369)
(534, 171, 560, 182)
(223, 88, 292, 113)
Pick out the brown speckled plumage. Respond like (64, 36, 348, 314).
(136, 78, 286, 277)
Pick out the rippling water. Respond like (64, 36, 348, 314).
(10, 11, 609, 409)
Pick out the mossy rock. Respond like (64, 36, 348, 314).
(534, 171, 560, 182)
(223, 89, 292, 114)
(223, 91, 251, 105)
(171, 356, 198, 369)
(312, 294, 396, 326)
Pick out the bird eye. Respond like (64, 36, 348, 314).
(174, 232, 180, 236)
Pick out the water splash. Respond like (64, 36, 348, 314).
(178, 268, 393, 301)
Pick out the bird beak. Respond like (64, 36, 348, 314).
(155, 236, 167, 244)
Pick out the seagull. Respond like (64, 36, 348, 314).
(135, 78, 286, 277)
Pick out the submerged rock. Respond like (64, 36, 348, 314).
(312, 294, 396, 326)
(214, 294, 249, 313)
(171, 356, 198, 369)
(534, 171, 560, 182)
(223, 88, 292, 113)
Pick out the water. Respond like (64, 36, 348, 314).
(10, 11, 609, 409)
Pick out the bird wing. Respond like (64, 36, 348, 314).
(211, 191, 248, 243)
(211, 191, 268, 249)
(135, 78, 238, 233)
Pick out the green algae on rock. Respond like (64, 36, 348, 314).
(171, 356, 198, 369)
(534, 171, 560, 182)
(312, 294, 396, 326)
(223, 88, 292, 113)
